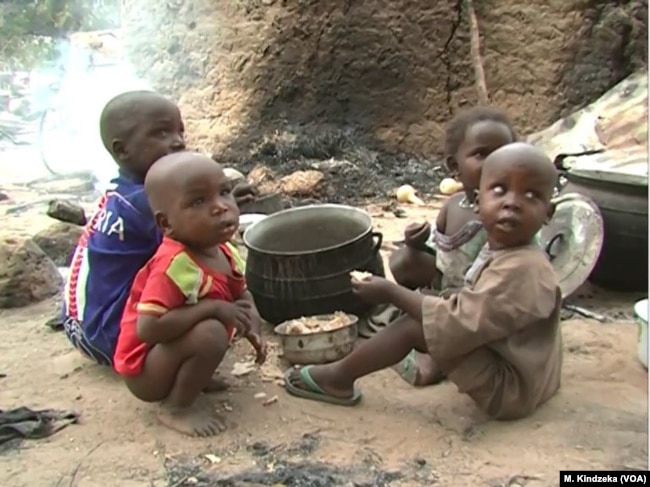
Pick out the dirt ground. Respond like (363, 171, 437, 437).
(0, 198, 647, 487)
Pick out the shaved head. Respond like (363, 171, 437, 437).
(98, 90, 185, 178)
(144, 151, 239, 248)
(144, 152, 218, 213)
(478, 142, 557, 249)
(482, 142, 557, 196)
(99, 91, 172, 154)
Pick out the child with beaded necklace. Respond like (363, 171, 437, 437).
(372, 107, 517, 386)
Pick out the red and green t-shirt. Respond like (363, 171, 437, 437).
(113, 237, 246, 376)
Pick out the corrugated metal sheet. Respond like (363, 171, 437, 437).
(527, 70, 648, 183)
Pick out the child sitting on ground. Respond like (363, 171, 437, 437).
(284, 142, 562, 420)
(372, 107, 517, 386)
(62, 90, 255, 371)
(114, 152, 267, 437)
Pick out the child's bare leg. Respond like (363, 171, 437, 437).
(387, 249, 443, 386)
(389, 247, 438, 290)
(286, 314, 428, 398)
(124, 319, 230, 437)
(204, 373, 230, 393)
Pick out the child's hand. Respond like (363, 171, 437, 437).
(236, 300, 267, 364)
(351, 275, 396, 304)
(212, 301, 253, 336)
(404, 222, 431, 249)
(233, 182, 257, 207)
(245, 332, 268, 365)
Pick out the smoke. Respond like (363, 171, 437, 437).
(39, 30, 151, 190)
(1, 5, 151, 192)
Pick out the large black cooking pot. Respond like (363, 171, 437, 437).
(243, 204, 385, 324)
(556, 154, 648, 292)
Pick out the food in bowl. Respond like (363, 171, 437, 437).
(285, 312, 352, 335)
(275, 313, 359, 364)
(350, 270, 372, 281)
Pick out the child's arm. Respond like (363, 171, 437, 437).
(236, 290, 268, 364)
(435, 199, 449, 234)
(138, 298, 253, 345)
(352, 277, 425, 322)
(133, 252, 251, 345)
(386, 285, 426, 322)
(236, 290, 257, 312)
(137, 299, 225, 345)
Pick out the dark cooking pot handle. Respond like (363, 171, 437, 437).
(371, 231, 383, 255)
(545, 233, 564, 262)
(553, 149, 605, 171)
(552, 149, 606, 193)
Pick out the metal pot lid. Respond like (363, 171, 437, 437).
(539, 192, 604, 299)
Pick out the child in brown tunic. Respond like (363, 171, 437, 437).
(283, 142, 562, 420)
(389, 106, 516, 291)
(375, 107, 517, 386)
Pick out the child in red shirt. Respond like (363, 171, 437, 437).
(114, 151, 266, 437)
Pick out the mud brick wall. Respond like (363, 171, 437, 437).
(122, 0, 647, 160)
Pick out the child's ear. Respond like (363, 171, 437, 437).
(445, 156, 459, 178)
(112, 138, 127, 160)
(154, 211, 173, 236)
(472, 190, 480, 213)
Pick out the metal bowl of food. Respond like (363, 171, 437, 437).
(274, 312, 359, 365)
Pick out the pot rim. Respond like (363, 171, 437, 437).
(242, 204, 374, 256)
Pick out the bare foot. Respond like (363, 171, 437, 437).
(157, 398, 227, 437)
(286, 365, 355, 399)
(203, 376, 230, 393)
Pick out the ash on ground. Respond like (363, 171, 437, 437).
(214, 124, 447, 206)
(163, 431, 437, 487)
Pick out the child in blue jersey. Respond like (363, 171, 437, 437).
(63, 90, 255, 370)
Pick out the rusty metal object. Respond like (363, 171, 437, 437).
(528, 71, 648, 181)
(530, 72, 648, 292)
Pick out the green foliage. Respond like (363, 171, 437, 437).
(0, 0, 121, 70)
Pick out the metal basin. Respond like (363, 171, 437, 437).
(274, 314, 359, 365)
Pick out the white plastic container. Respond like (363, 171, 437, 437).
(634, 299, 648, 369)
(239, 213, 267, 233)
